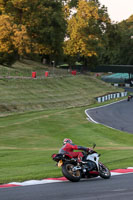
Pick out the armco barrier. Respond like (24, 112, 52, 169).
(113, 83, 130, 87)
(96, 92, 127, 103)
(117, 93, 120, 98)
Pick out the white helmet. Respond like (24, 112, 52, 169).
(63, 138, 72, 145)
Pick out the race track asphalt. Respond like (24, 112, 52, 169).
(1, 174, 133, 200)
(86, 99, 133, 134)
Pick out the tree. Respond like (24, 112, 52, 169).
(98, 23, 123, 65)
(0, 0, 66, 64)
(63, 0, 110, 67)
(98, 16, 133, 65)
(118, 18, 133, 65)
(0, 14, 17, 65)
(25, 0, 66, 62)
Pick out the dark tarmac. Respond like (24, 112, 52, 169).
(1, 174, 133, 200)
(86, 98, 133, 134)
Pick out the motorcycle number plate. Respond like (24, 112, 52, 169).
(58, 160, 63, 167)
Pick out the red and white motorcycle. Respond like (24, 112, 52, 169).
(52, 144, 111, 182)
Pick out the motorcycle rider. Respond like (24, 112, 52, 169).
(59, 138, 92, 163)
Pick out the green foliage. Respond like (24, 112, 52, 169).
(26, 0, 66, 56)
(98, 23, 122, 65)
(1, 0, 133, 66)
(0, 0, 66, 64)
(118, 20, 133, 65)
(0, 51, 18, 66)
(68, 0, 79, 8)
(98, 16, 133, 65)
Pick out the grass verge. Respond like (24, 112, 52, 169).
(0, 107, 133, 184)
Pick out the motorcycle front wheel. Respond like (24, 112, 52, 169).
(99, 162, 111, 179)
(62, 163, 81, 182)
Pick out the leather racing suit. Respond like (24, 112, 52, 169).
(59, 142, 90, 162)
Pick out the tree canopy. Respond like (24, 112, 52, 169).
(63, 0, 110, 66)
(0, 0, 66, 64)
(0, 0, 133, 67)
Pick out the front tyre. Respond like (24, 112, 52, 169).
(62, 163, 81, 182)
(99, 162, 111, 179)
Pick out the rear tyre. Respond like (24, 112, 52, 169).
(62, 163, 81, 182)
(99, 162, 111, 179)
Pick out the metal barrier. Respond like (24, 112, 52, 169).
(96, 92, 127, 103)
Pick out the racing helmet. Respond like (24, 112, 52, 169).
(63, 138, 72, 145)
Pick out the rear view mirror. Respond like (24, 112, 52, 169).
(93, 143, 96, 149)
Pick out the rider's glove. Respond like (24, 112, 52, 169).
(87, 148, 94, 154)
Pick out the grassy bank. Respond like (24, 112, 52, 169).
(0, 75, 121, 114)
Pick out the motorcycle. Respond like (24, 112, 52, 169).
(52, 144, 111, 182)
(127, 95, 133, 101)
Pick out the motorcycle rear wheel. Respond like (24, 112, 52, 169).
(99, 162, 111, 179)
(62, 163, 81, 182)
